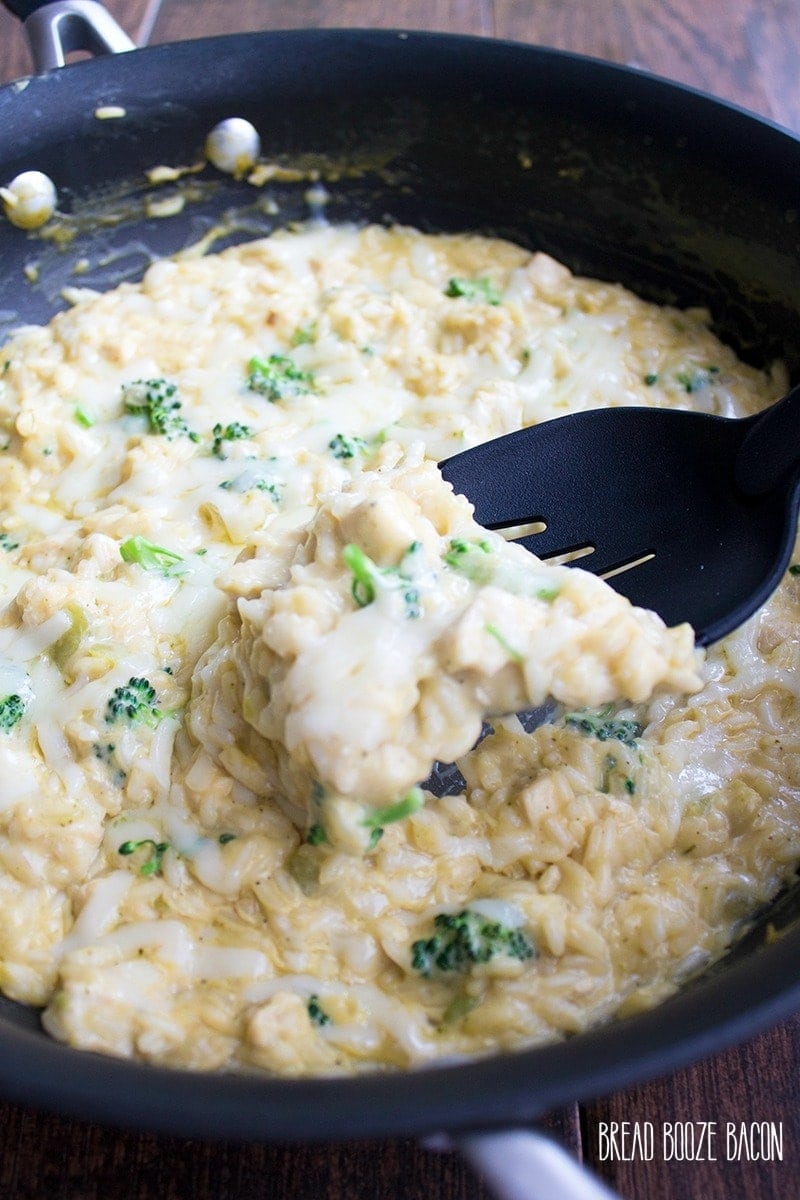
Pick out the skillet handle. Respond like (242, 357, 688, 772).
(5, 0, 135, 72)
(442, 1129, 624, 1200)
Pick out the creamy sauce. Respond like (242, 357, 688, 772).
(0, 223, 796, 1075)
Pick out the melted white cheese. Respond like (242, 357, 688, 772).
(0, 223, 794, 1075)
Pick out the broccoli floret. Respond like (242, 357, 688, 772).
(411, 909, 535, 977)
(600, 752, 637, 797)
(105, 677, 163, 727)
(307, 995, 332, 1027)
(120, 535, 185, 577)
(211, 421, 253, 458)
(445, 276, 502, 305)
(246, 354, 314, 402)
(328, 432, 368, 460)
(306, 823, 327, 846)
(118, 837, 169, 876)
(93, 742, 127, 786)
(0, 693, 26, 733)
(122, 378, 198, 441)
(218, 470, 282, 502)
(563, 704, 642, 748)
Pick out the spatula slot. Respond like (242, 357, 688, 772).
(600, 550, 656, 580)
(499, 519, 548, 541)
(539, 543, 597, 566)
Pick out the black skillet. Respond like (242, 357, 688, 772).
(1, 3, 800, 1196)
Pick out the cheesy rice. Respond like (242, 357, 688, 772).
(0, 222, 797, 1074)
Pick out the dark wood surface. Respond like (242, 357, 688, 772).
(0, 2, 798, 1197)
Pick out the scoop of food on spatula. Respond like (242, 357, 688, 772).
(190, 451, 706, 851)
(441, 380, 800, 647)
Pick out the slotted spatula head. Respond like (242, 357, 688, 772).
(440, 393, 800, 646)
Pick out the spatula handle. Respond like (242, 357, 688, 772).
(454, 1129, 624, 1200)
(735, 381, 800, 497)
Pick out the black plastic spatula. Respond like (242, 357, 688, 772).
(440, 384, 800, 646)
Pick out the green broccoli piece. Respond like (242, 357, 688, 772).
(0, 693, 26, 733)
(105, 677, 163, 727)
(600, 752, 637, 796)
(411, 909, 535, 977)
(443, 538, 559, 602)
(246, 354, 314, 402)
(361, 788, 424, 832)
(291, 322, 317, 346)
(343, 542, 424, 617)
(211, 421, 253, 458)
(118, 838, 169, 876)
(307, 995, 332, 1027)
(485, 622, 524, 662)
(48, 604, 89, 671)
(120, 535, 185, 577)
(360, 787, 424, 852)
(440, 991, 481, 1026)
(675, 365, 720, 394)
(122, 378, 198, 441)
(218, 473, 282, 502)
(74, 405, 94, 428)
(93, 742, 127, 786)
(328, 432, 369, 460)
(563, 704, 642, 748)
(445, 276, 502, 305)
(342, 543, 382, 606)
(443, 537, 495, 582)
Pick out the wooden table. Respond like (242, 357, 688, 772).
(0, 2, 798, 1197)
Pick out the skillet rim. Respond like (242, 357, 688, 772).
(0, 26, 799, 1140)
